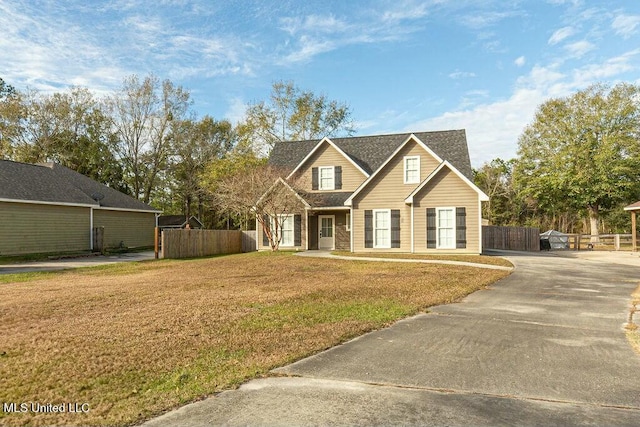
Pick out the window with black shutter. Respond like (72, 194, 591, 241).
(294, 214, 302, 246)
(391, 209, 400, 248)
(364, 210, 373, 248)
(334, 166, 342, 190)
(456, 207, 466, 249)
(426, 208, 436, 248)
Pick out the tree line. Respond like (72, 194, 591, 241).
(3, 74, 637, 237)
(474, 82, 640, 237)
(0, 76, 353, 229)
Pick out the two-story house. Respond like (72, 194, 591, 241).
(257, 130, 488, 254)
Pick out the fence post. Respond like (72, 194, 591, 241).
(154, 227, 159, 259)
(615, 234, 620, 251)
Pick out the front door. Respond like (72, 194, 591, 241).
(318, 215, 335, 250)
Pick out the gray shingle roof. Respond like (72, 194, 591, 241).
(268, 130, 473, 180)
(308, 192, 352, 208)
(0, 160, 159, 212)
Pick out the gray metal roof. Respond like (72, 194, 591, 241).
(269, 130, 473, 180)
(0, 160, 159, 212)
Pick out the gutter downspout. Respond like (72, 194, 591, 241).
(90, 207, 94, 251)
(350, 207, 354, 252)
(410, 203, 414, 253)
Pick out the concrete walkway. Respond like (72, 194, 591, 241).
(295, 250, 513, 271)
(0, 251, 156, 275)
(142, 252, 640, 426)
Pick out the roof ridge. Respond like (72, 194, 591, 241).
(273, 129, 466, 145)
(0, 159, 52, 169)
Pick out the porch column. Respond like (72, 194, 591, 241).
(632, 211, 637, 252)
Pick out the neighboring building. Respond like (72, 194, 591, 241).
(0, 160, 161, 255)
(158, 215, 204, 230)
(257, 130, 489, 254)
(624, 201, 640, 252)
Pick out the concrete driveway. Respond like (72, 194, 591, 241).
(0, 251, 156, 274)
(143, 252, 640, 426)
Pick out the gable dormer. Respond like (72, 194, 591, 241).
(345, 134, 444, 206)
(286, 137, 368, 192)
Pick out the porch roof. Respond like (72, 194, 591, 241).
(308, 191, 352, 208)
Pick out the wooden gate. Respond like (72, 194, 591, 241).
(482, 226, 540, 252)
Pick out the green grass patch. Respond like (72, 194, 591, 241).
(241, 298, 411, 331)
(0, 271, 60, 284)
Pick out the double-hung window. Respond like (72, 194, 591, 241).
(373, 209, 391, 248)
(319, 166, 335, 190)
(437, 208, 455, 249)
(404, 156, 420, 184)
(274, 215, 294, 247)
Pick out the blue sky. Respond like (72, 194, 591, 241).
(1, 0, 640, 166)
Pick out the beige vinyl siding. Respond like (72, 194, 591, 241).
(0, 201, 90, 255)
(413, 168, 480, 254)
(293, 142, 366, 192)
(334, 211, 350, 250)
(351, 140, 441, 252)
(93, 209, 155, 249)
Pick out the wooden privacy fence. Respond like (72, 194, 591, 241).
(482, 226, 540, 252)
(162, 229, 245, 259)
(242, 230, 257, 252)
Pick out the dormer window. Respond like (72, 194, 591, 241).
(404, 156, 420, 184)
(319, 166, 335, 190)
(312, 166, 342, 190)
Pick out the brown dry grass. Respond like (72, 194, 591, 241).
(0, 252, 509, 426)
(331, 251, 513, 267)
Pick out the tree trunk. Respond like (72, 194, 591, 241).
(588, 205, 600, 243)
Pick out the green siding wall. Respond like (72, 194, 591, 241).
(93, 209, 156, 249)
(0, 202, 90, 255)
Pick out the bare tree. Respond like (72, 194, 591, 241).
(237, 80, 354, 155)
(213, 164, 312, 250)
(108, 74, 191, 203)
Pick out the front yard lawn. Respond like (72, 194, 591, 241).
(0, 252, 510, 426)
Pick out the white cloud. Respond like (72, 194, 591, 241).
(381, 1, 429, 23)
(514, 56, 526, 67)
(612, 14, 640, 39)
(564, 40, 595, 57)
(570, 49, 640, 86)
(0, 2, 129, 93)
(281, 36, 337, 64)
(280, 15, 350, 35)
(548, 26, 575, 45)
(224, 97, 247, 125)
(277, 3, 432, 65)
(449, 70, 476, 79)
(459, 11, 521, 29)
(402, 49, 639, 166)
